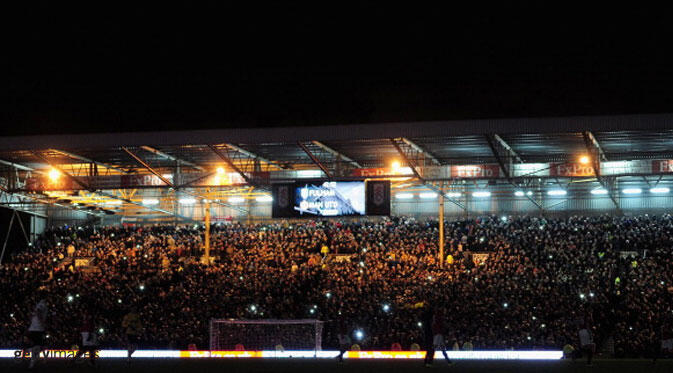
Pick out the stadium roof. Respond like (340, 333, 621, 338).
(2, 113, 673, 219)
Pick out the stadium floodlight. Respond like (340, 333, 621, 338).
(391, 160, 401, 172)
(590, 189, 608, 195)
(650, 187, 670, 194)
(104, 200, 123, 206)
(395, 193, 414, 199)
(579, 155, 590, 164)
(48, 167, 60, 181)
(419, 192, 438, 199)
(514, 191, 525, 197)
(178, 197, 196, 205)
(622, 188, 642, 195)
(547, 190, 567, 196)
(216, 167, 225, 175)
(446, 192, 462, 198)
(255, 195, 273, 202)
(228, 196, 245, 203)
(472, 191, 491, 198)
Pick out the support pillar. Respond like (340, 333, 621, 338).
(439, 191, 445, 266)
(204, 201, 211, 265)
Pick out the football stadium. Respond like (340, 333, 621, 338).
(4, 5, 673, 372)
(2, 114, 673, 373)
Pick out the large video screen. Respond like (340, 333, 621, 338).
(294, 181, 365, 216)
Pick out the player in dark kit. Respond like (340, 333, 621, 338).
(422, 305, 453, 367)
(71, 310, 99, 367)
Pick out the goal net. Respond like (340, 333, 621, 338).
(210, 319, 324, 351)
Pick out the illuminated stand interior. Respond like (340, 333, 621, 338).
(0, 349, 562, 360)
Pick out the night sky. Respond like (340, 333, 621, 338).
(4, 4, 673, 136)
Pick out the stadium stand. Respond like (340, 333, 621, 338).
(1, 215, 672, 358)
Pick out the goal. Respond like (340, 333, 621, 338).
(210, 319, 324, 351)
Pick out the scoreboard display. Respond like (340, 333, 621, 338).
(272, 180, 390, 218)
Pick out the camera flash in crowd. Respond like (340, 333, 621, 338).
(139, 284, 145, 291)
(67, 295, 74, 303)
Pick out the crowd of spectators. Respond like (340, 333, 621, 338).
(1, 214, 672, 357)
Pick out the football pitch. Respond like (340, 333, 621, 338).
(3, 358, 673, 373)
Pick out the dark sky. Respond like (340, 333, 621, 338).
(3, 4, 673, 136)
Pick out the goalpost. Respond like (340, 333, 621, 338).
(210, 319, 324, 352)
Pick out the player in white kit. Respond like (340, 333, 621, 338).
(26, 294, 48, 370)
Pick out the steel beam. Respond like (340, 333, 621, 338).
(224, 144, 287, 170)
(389, 138, 465, 210)
(298, 142, 332, 179)
(583, 131, 620, 210)
(33, 152, 93, 191)
(49, 149, 132, 174)
(0, 158, 35, 172)
(140, 146, 205, 172)
(311, 141, 362, 168)
(485, 134, 544, 211)
(400, 138, 442, 166)
(208, 145, 253, 185)
(122, 147, 174, 187)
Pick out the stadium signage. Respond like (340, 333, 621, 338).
(450, 165, 501, 178)
(653, 160, 673, 173)
(549, 163, 595, 177)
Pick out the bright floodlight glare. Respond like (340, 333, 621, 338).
(354, 329, 364, 340)
(579, 155, 590, 164)
(446, 192, 462, 198)
(419, 192, 438, 199)
(514, 191, 525, 197)
(590, 189, 608, 195)
(650, 187, 670, 194)
(472, 191, 491, 198)
(178, 197, 196, 205)
(216, 167, 225, 175)
(48, 168, 60, 181)
(622, 188, 642, 195)
(501, 216, 507, 222)
(228, 196, 245, 203)
(382, 304, 390, 312)
(547, 190, 567, 196)
(395, 193, 414, 199)
(255, 195, 273, 202)
(391, 161, 401, 172)
(526, 191, 533, 196)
